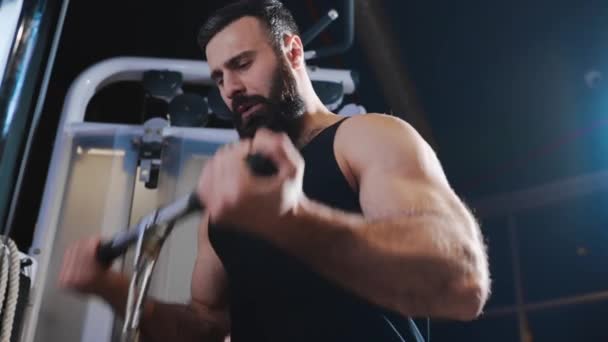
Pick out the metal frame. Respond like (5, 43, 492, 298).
(23, 56, 358, 342)
(471, 170, 608, 341)
(0, 0, 24, 83)
(0, 0, 46, 234)
(472, 169, 608, 218)
(3, 0, 71, 247)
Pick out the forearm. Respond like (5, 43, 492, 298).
(97, 271, 228, 342)
(95, 271, 132, 317)
(265, 197, 488, 320)
(139, 302, 228, 342)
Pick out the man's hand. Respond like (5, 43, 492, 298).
(197, 128, 305, 233)
(58, 236, 113, 296)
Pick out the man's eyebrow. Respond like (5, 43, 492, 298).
(226, 50, 256, 67)
(210, 50, 256, 82)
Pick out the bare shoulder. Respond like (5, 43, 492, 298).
(337, 113, 426, 149)
(336, 113, 435, 175)
(339, 112, 414, 129)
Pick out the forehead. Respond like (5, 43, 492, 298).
(206, 16, 271, 67)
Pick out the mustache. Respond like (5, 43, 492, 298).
(231, 94, 272, 114)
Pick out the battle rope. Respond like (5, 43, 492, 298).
(0, 237, 20, 342)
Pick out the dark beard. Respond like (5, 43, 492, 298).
(230, 57, 305, 143)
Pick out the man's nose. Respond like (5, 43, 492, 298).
(225, 73, 246, 101)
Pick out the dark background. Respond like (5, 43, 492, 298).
(8, 0, 608, 340)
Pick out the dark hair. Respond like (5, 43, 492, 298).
(198, 0, 300, 58)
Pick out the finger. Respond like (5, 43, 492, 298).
(236, 139, 252, 156)
(76, 239, 96, 274)
(206, 150, 225, 221)
(251, 129, 301, 179)
(71, 243, 85, 281)
(58, 247, 71, 286)
(198, 155, 216, 196)
(215, 145, 229, 158)
(251, 130, 290, 172)
(60, 245, 76, 286)
(214, 140, 251, 179)
(87, 236, 101, 257)
(217, 139, 247, 156)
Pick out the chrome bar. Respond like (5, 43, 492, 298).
(0, 0, 46, 235)
(3, 0, 70, 250)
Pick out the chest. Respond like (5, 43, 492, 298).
(300, 137, 360, 212)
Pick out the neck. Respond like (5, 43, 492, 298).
(293, 107, 339, 149)
(291, 74, 339, 148)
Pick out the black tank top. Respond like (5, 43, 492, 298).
(209, 118, 424, 342)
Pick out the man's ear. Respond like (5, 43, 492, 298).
(283, 34, 305, 69)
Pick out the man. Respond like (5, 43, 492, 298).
(59, 1, 490, 341)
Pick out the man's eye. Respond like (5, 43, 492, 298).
(238, 61, 251, 69)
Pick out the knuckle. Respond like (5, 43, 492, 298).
(215, 147, 227, 158)
(258, 128, 275, 141)
(259, 127, 272, 136)
(277, 132, 290, 145)
(285, 163, 298, 178)
(87, 237, 99, 249)
(295, 153, 305, 167)
(270, 143, 283, 156)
